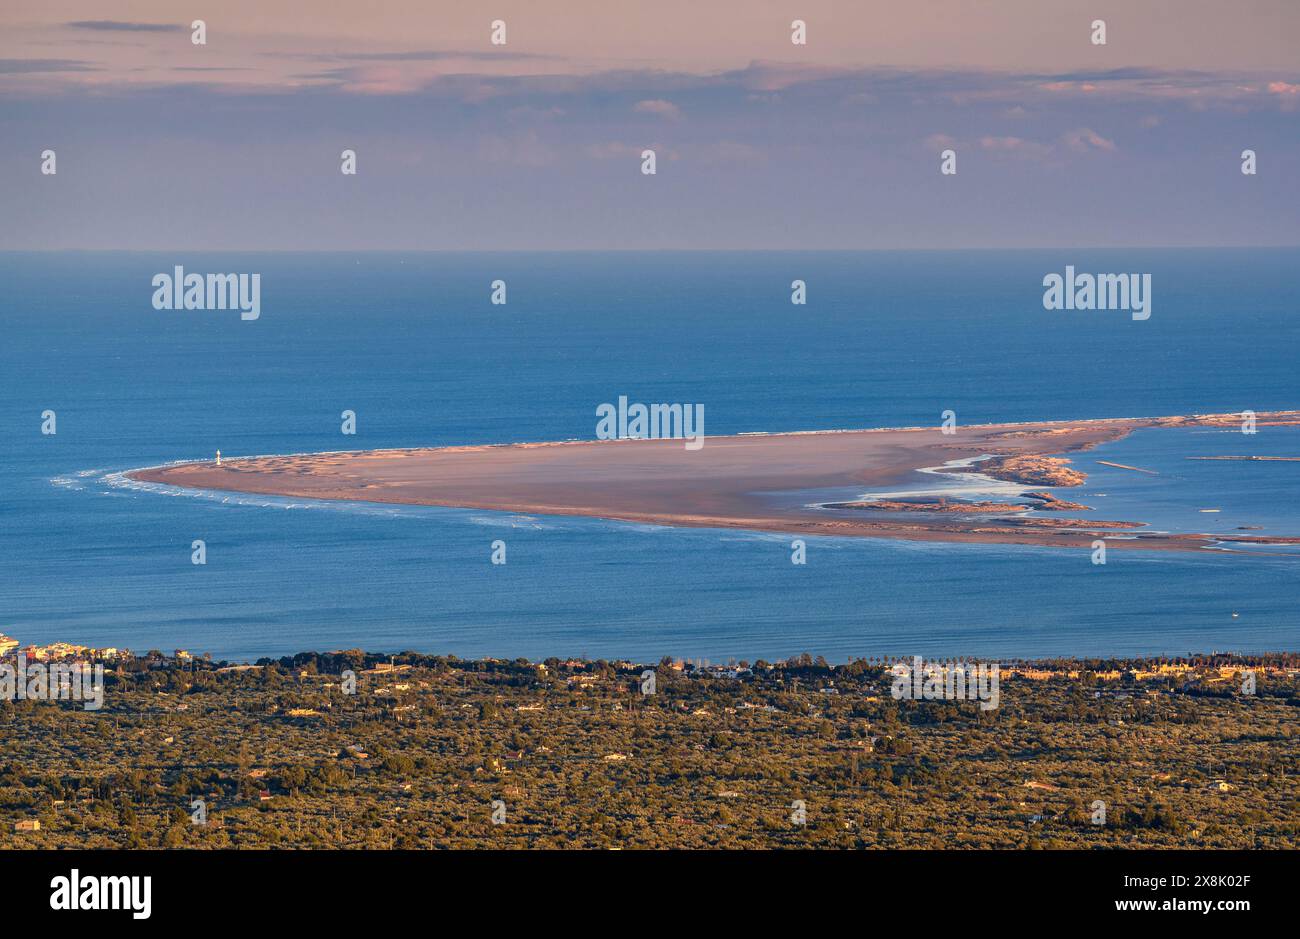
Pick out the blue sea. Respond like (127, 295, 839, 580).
(2, 250, 1297, 663)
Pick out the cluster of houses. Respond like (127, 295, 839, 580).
(1001, 661, 1299, 683)
(664, 660, 754, 680)
(0, 634, 131, 663)
(0, 635, 210, 667)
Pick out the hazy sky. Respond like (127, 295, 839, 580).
(3, 1, 1298, 249)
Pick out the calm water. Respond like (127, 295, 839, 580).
(2, 250, 1297, 662)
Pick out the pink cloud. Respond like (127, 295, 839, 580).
(979, 135, 1050, 159)
(1062, 127, 1116, 152)
(738, 61, 849, 92)
(587, 142, 679, 161)
(633, 98, 681, 120)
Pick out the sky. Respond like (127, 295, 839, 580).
(2, 0, 1298, 249)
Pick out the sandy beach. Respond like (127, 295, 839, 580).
(129, 411, 1300, 552)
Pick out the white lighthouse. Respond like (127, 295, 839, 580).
(216, 449, 221, 466)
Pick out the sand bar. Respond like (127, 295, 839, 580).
(129, 412, 1300, 552)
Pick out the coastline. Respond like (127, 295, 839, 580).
(127, 411, 1300, 553)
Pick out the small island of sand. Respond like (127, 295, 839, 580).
(128, 411, 1300, 553)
